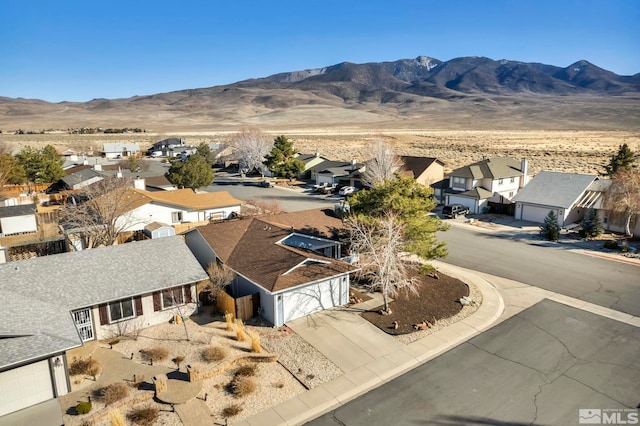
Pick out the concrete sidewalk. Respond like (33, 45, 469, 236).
(236, 262, 505, 426)
(237, 259, 639, 426)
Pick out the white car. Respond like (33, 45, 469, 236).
(339, 186, 357, 196)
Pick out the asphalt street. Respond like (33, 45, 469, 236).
(307, 299, 640, 426)
(439, 226, 640, 317)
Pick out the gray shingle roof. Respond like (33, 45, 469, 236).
(0, 236, 208, 370)
(60, 168, 103, 187)
(450, 157, 524, 180)
(512, 171, 598, 209)
(0, 204, 37, 218)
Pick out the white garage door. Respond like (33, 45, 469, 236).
(282, 277, 346, 324)
(521, 205, 556, 224)
(0, 360, 54, 416)
(447, 196, 476, 212)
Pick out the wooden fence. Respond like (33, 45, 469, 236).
(216, 291, 259, 321)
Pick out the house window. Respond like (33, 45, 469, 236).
(171, 211, 183, 223)
(510, 177, 515, 183)
(498, 178, 504, 185)
(452, 176, 465, 189)
(509, 192, 514, 198)
(109, 298, 135, 322)
(162, 287, 185, 309)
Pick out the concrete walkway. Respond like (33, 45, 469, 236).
(237, 259, 639, 426)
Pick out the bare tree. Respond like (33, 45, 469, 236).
(204, 261, 235, 303)
(60, 176, 144, 248)
(604, 169, 640, 237)
(348, 212, 419, 313)
(360, 137, 403, 188)
(229, 129, 273, 176)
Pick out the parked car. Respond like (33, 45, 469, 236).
(442, 204, 470, 218)
(260, 179, 275, 188)
(321, 184, 338, 194)
(338, 186, 357, 196)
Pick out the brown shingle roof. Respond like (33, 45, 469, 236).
(195, 217, 354, 293)
(400, 156, 442, 178)
(264, 208, 348, 240)
(139, 189, 243, 210)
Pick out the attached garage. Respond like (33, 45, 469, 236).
(0, 361, 54, 417)
(516, 204, 562, 224)
(446, 195, 477, 213)
(277, 276, 349, 325)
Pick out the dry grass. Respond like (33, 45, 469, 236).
(172, 355, 185, 369)
(201, 346, 228, 363)
(225, 312, 235, 331)
(235, 319, 246, 342)
(126, 406, 159, 426)
(221, 403, 243, 418)
(229, 376, 256, 398)
(235, 364, 257, 377)
(69, 357, 101, 376)
(109, 410, 126, 426)
(139, 347, 169, 364)
(248, 331, 262, 353)
(98, 382, 130, 406)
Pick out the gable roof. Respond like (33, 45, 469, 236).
(264, 208, 347, 240)
(60, 168, 104, 187)
(102, 142, 139, 152)
(192, 218, 354, 293)
(400, 156, 443, 178)
(0, 204, 37, 218)
(103, 188, 243, 214)
(512, 171, 598, 209)
(455, 187, 495, 200)
(451, 157, 523, 180)
(0, 236, 208, 370)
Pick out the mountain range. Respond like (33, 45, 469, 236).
(1, 56, 639, 131)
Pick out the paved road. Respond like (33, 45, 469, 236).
(308, 300, 640, 426)
(439, 225, 640, 317)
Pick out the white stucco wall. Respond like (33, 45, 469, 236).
(0, 215, 37, 235)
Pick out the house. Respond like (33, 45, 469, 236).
(309, 160, 366, 187)
(0, 204, 37, 236)
(55, 168, 104, 191)
(0, 237, 208, 424)
(102, 143, 140, 159)
(143, 222, 176, 239)
(64, 187, 243, 251)
(294, 153, 330, 179)
(399, 156, 445, 187)
(146, 138, 185, 157)
(183, 217, 357, 327)
(512, 171, 599, 227)
(144, 175, 178, 191)
(445, 157, 529, 214)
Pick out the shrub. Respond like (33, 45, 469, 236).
(109, 410, 125, 426)
(222, 403, 243, 418)
(69, 357, 101, 376)
(580, 208, 604, 239)
(539, 210, 560, 241)
(235, 364, 257, 377)
(139, 347, 169, 363)
(99, 382, 130, 405)
(76, 401, 92, 415)
(225, 312, 235, 331)
(248, 331, 261, 353)
(172, 355, 185, 369)
(127, 406, 159, 426)
(229, 376, 256, 398)
(235, 319, 246, 341)
(201, 346, 227, 362)
(604, 240, 620, 250)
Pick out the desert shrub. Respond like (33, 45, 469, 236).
(99, 382, 130, 405)
(235, 364, 257, 377)
(69, 357, 101, 376)
(139, 347, 169, 363)
(248, 331, 261, 353)
(76, 401, 92, 415)
(127, 406, 159, 426)
(109, 410, 126, 426)
(604, 240, 620, 250)
(201, 346, 227, 362)
(235, 319, 246, 341)
(225, 312, 235, 331)
(131, 375, 145, 389)
(222, 403, 243, 418)
(274, 381, 285, 389)
(229, 376, 256, 398)
(172, 355, 185, 369)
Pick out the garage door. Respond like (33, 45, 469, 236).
(283, 277, 346, 324)
(521, 205, 556, 224)
(447, 196, 476, 212)
(0, 360, 54, 416)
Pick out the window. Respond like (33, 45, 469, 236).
(171, 211, 183, 223)
(162, 287, 185, 309)
(498, 178, 504, 185)
(109, 298, 135, 322)
(452, 176, 465, 189)
(509, 192, 514, 198)
(510, 177, 515, 183)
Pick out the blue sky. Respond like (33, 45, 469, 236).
(1, 0, 638, 102)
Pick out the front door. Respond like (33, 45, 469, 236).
(72, 308, 94, 342)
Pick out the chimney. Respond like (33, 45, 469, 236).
(520, 159, 529, 187)
(134, 177, 146, 190)
(93, 164, 102, 171)
(350, 159, 356, 166)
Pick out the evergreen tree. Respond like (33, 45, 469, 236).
(195, 142, 214, 165)
(165, 155, 214, 190)
(15, 145, 64, 184)
(580, 208, 604, 239)
(263, 135, 305, 180)
(539, 210, 561, 241)
(604, 143, 636, 176)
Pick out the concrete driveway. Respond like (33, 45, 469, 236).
(307, 299, 640, 426)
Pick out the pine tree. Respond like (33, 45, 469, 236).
(580, 208, 603, 239)
(604, 143, 636, 176)
(263, 135, 305, 180)
(539, 210, 560, 241)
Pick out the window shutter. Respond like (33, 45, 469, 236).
(153, 292, 161, 311)
(135, 296, 143, 316)
(98, 304, 108, 325)
(184, 285, 192, 303)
